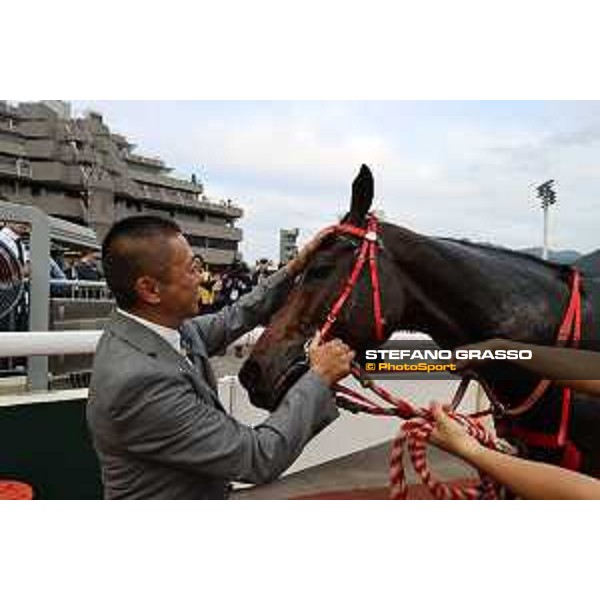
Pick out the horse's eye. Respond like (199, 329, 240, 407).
(308, 264, 332, 278)
(298, 320, 313, 336)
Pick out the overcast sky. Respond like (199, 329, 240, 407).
(71, 101, 600, 262)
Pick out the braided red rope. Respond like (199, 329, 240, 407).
(334, 376, 508, 499)
(389, 411, 506, 500)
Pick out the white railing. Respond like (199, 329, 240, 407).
(0, 329, 262, 358)
(50, 279, 110, 300)
(0, 331, 103, 358)
(0, 328, 431, 360)
(0, 328, 261, 359)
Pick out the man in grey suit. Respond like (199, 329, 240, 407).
(87, 215, 354, 499)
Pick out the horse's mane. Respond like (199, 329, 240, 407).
(355, 219, 573, 279)
(435, 236, 573, 276)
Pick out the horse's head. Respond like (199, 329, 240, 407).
(239, 165, 408, 411)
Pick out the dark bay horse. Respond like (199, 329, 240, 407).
(239, 165, 600, 474)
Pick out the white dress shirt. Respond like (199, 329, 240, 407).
(117, 308, 184, 356)
(0, 226, 27, 263)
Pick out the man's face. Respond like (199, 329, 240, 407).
(7, 223, 29, 237)
(155, 234, 202, 320)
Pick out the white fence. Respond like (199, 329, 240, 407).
(0, 329, 257, 358)
(0, 331, 103, 358)
(50, 279, 110, 300)
(0, 327, 429, 359)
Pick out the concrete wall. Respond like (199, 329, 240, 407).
(0, 394, 102, 499)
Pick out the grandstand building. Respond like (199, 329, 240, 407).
(0, 101, 243, 266)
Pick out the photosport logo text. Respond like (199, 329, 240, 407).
(360, 344, 533, 380)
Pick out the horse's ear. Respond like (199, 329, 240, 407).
(344, 164, 373, 225)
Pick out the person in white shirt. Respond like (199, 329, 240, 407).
(0, 223, 27, 266)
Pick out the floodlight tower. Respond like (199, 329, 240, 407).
(535, 180, 557, 260)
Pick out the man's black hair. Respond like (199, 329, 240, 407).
(102, 215, 182, 309)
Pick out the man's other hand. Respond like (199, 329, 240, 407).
(308, 331, 355, 386)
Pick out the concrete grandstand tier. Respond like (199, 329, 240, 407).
(0, 101, 243, 267)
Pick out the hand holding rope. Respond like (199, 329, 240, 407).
(389, 406, 507, 500)
(333, 371, 510, 499)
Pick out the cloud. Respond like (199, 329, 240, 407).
(71, 101, 600, 260)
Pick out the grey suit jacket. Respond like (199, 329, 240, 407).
(87, 269, 339, 499)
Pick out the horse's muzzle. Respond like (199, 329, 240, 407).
(239, 356, 309, 412)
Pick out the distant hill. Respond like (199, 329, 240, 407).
(518, 247, 600, 275)
(519, 247, 582, 265)
(575, 250, 600, 275)
(457, 238, 588, 266)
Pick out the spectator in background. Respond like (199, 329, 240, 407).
(195, 254, 216, 314)
(0, 222, 29, 333)
(211, 273, 224, 310)
(49, 257, 71, 298)
(0, 222, 28, 268)
(63, 255, 79, 280)
(253, 259, 272, 286)
(217, 260, 253, 308)
(76, 251, 102, 281)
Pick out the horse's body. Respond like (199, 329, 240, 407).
(239, 166, 600, 475)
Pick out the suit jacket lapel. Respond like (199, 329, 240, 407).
(107, 312, 225, 412)
(180, 326, 224, 411)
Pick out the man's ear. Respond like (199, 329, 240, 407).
(343, 164, 374, 225)
(135, 276, 161, 306)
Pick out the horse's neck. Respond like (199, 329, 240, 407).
(382, 227, 585, 406)
(384, 225, 571, 348)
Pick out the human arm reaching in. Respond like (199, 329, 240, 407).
(428, 402, 600, 499)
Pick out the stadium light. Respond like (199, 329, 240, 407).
(535, 180, 557, 260)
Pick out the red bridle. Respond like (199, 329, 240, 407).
(452, 268, 582, 419)
(318, 213, 385, 342)
(314, 213, 421, 418)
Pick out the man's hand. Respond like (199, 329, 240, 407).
(428, 402, 483, 460)
(285, 227, 334, 277)
(453, 338, 509, 371)
(308, 331, 355, 386)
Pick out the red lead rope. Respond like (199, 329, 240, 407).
(334, 369, 509, 499)
(389, 414, 506, 499)
(315, 213, 583, 499)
